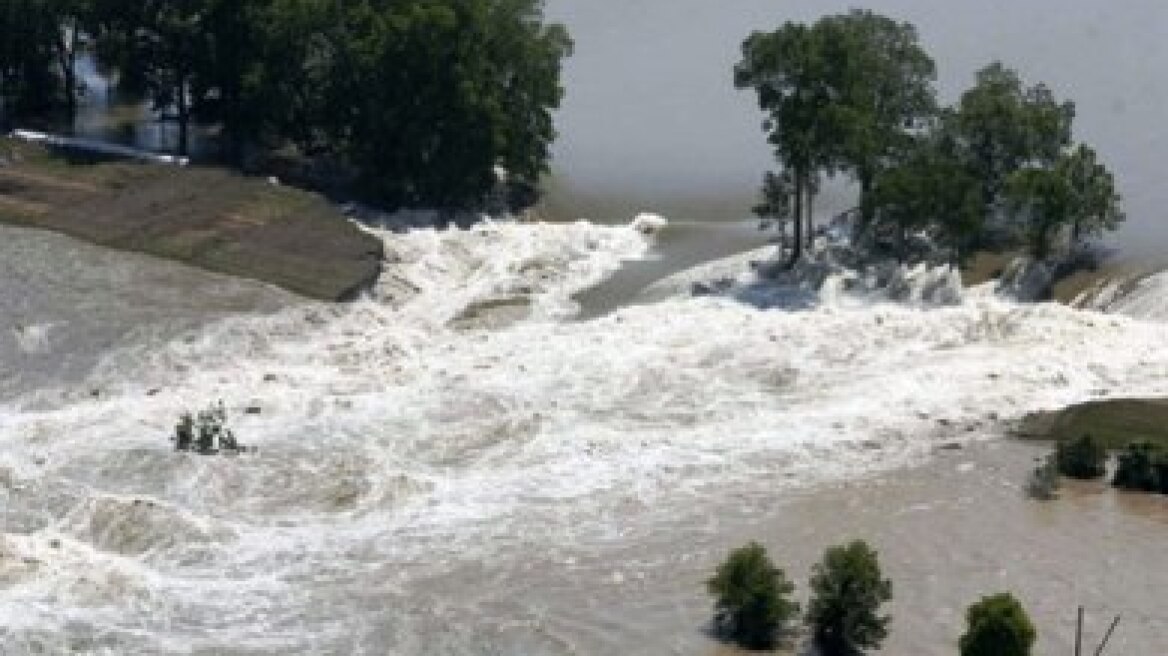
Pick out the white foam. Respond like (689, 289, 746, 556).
(4, 218, 1168, 651)
(1089, 270, 1168, 321)
(11, 322, 54, 354)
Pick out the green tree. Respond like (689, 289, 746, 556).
(869, 134, 982, 263)
(707, 541, 800, 650)
(806, 540, 893, 655)
(737, 11, 937, 264)
(250, 0, 570, 212)
(1056, 434, 1107, 480)
(1113, 442, 1161, 492)
(959, 593, 1036, 656)
(195, 0, 270, 163)
(88, 0, 209, 156)
(1005, 145, 1123, 259)
(735, 21, 834, 267)
(814, 10, 937, 224)
(951, 63, 1074, 216)
(0, 0, 89, 121)
(1005, 165, 1074, 259)
(1058, 144, 1124, 244)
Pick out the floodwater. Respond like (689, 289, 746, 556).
(0, 225, 296, 400)
(572, 219, 767, 318)
(1, 218, 1166, 654)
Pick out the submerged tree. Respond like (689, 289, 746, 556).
(707, 541, 800, 650)
(806, 540, 893, 655)
(1055, 433, 1107, 480)
(959, 593, 1036, 656)
(1112, 442, 1161, 492)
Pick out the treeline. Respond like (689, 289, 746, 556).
(735, 10, 1124, 267)
(710, 539, 1040, 655)
(0, 0, 572, 212)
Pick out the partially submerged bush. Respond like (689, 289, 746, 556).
(1026, 452, 1060, 500)
(806, 540, 893, 655)
(1112, 442, 1161, 492)
(707, 541, 800, 650)
(174, 402, 249, 455)
(1056, 434, 1106, 479)
(959, 593, 1036, 656)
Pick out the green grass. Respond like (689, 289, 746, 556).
(1018, 398, 1168, 450)
(0, 136, 382, 301)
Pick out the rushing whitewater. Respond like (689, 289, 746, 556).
(2, 219, 1168, 653)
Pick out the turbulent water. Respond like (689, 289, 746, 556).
(2, 219, 1167, 654)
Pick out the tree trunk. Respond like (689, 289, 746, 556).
(859, 169, 874, 226)
(176, 73, 189, 157)
(54, 22, 79, 119)
(806, 185, 815, 250)
(786, 173, 804, 269)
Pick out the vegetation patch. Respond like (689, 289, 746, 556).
(1112, 442, 1168, 493)
(173, 402, 251, 456)
(959, 593, 1036, 656)
(805, 540, 893, 655)
(706, 541, 800, 650)
(1055, 433, 1107, 480)
(1017, 398, 1168, 451)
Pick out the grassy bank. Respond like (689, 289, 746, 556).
(0, 137, 383, 301)
(1017, 398, 1168, 450)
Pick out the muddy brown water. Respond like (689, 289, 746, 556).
(399, 440, 1165, 655)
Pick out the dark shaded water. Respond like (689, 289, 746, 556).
(573, 220, 767, 318)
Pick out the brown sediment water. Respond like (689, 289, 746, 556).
(404, 440, 1165, 655)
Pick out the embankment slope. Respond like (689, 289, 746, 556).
(0, 138, 382, 301)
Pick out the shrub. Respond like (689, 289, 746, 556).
(1056, 434, 1106, 479)
(959, 593, 1036, 656)
(1026, 452, 1060, 500)
(706, 541, 800, 650)
(806, 540, 892, 655)
(1156, 453, 1168, 495)
(173, 401, 248, 455)
(1112, 442, 1160, 492)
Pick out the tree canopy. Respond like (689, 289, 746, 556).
(950, 63, 1075, 213)
(736, 9, 936, 267)
(737, 12, 1124, 266)
(805, 540, 893, 655)
(959, 593, 1036, 656)
(2, 0, 572, 214)
(707, 541, 800, 650)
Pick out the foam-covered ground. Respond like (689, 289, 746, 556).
(2, 219, 1167, 653)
